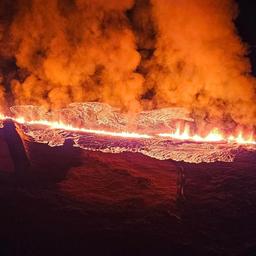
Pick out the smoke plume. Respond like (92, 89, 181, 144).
(146, 0, 256, 128)
(10, 0, 144, 111)
(0, 0, 255, 128)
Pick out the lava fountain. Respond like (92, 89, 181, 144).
(0, 103, 255, 164)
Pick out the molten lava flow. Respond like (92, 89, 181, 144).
(0, 114, 153, 139)
(159, 124, 256, 145)
(0, 112, 255, 145)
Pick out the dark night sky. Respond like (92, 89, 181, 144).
(236, 0, 256, 75)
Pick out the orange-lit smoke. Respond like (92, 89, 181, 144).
(0, 0, 255, 129)
(146, 0, 256, 127)
(10, 0, 144, 111)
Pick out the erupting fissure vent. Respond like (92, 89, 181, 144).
(0, 103, 255, 164)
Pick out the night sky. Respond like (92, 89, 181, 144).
(236, 0, 256, 75)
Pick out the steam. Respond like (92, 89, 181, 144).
(10, 0, 144, 111)
(0, 0, 255, 128)
(147, 0, 256, 127)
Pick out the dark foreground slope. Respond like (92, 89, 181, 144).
(0, 124, 256, 256)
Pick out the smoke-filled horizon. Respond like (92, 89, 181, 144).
(0, 0, 255, 128)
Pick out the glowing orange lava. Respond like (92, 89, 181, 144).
(0, 113, 255, 145)
(159, 124, 256, 145)
(0, 114, 153, 139)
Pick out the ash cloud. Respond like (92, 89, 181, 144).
(0, 0, 255, 128)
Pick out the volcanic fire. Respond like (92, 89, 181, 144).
(0, 107, 255, 144)
(0, 1, 256, 163)
(158, 125, 256, 145)
(0, 114, 255, 145)
(0, 103, 255, 165)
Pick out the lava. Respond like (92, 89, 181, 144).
(0, 114, 153, 139)
(159, 124, 256, 145)
(0, 113, 255, 145)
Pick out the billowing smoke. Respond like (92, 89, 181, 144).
(0, 0, 255, 128)
(10, 0, 144, 111)
(146, 0, 256, 129)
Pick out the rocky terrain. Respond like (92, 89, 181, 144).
(0, 120, 256, 255)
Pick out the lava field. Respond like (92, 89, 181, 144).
(0, 110, 256, 256)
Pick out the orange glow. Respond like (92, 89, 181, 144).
(159, 124, 256, 145)
(0, 114, 153, 139)
(0, 113, 255, 145)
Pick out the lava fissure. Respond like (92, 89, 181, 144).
(0, 104, 255, 164)
(1, 114, 255, 145)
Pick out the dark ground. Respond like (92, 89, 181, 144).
(0, 125, 256, 256)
